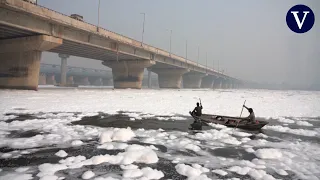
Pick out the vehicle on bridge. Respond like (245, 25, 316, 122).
(70, 14, 84, 22)
(23, 0, 37, 4)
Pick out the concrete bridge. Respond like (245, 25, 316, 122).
(39, 63, 159, 87)
(0, 0, 241, 90)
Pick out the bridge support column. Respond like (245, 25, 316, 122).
(212, 78, 221, 89)
(223, 80, 230, 89)
(38, 73, 46, 85)
(0, 35, 62, 90)
(148, 70, 152, 88)
(90, 77, 103, 86)
(150, 68, 189, 89)
(229, 83, 233, 89)
(77, 77, 90, 86)
(46, 74, 56, 85)
(201, 76, 214, 88)
(223, 81, 229, 89)
(102, 78, 113, 86)
(59, 54, 69, 85)
(102, 60, 155, 89)
(67, 76, 74, 85)
(183, 72, 206, 88)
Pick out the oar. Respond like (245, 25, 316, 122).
(234, 100, 246, 130)
(239, 100, 246, 117)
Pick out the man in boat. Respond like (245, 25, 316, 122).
(243, 105, 255, 123)
(191, 102, 203, 117)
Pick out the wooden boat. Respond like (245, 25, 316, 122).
(189, 112, 268, 130)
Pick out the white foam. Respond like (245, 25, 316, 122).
(94, 177, 119, 180)
(188, 174, 211, 180)
(228, 166, 251, 175)
(1, 153, 12, 158)
(155, 117, 169, 121)
(2, 89, 319, 118)
(212, 169, 228, 176)
(122, 167, 164, 180)
(71, 140, 83, 146)
(277, 117, 295, 124)
(40, 175, 59, 180)
(296, 121, 313, 127)
(254, 148, 282, 159)
(99, 128, 135, 143)
(1, 89, 320, 180)
(120, 164, 138, 170)
(1, 114, 17, 121)
(122, 112, 142, 120)
(245, 148, 255, 153)
(185, 144, 201, 152)
(248, 169, 273, 180)
(15, 167, 29, 172)
(82, 170, 95, 179)
(55, 150, 68, 158)
(140, 167, 164, 180)
(37, 163, 68, 178)
(36, 144, 159, 177)
(98, 142, 128, 150)
(0, 173, 33, 180)
(263, 125, 318, 137)
(122, 169, 143, 178)
(170, 116, 187, 120)
(192, 164, 210, 173)
(121, 144, 159, 164)
(175, 164, 202, 178)
(275, 169, 288, 176)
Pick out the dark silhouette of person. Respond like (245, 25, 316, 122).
(243, 105, 255, 123)
(192, 102, 203, 116)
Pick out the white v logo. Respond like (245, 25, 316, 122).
(290, 11, 310, 29)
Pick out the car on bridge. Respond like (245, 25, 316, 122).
(23, 0, 37, 4)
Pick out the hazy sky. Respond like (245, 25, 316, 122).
(40, 0, 319, 87)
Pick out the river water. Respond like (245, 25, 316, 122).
(0, 87, 319, 180)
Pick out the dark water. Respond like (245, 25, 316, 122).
(0, 112, 319, 179)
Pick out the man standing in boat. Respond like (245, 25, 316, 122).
(192, 102, 203, 116)
(243, 105, 255, 123)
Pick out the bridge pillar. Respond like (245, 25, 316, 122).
(59, 54, 69, 85)
(102, 78, 113, 86)
(75, 77, 90, 86)
(148, 70, 152, 88)
(229, 82, 234, 89)
(201, 76, 214, 88)
(102, 60, 155, 89)
(0, 35, 62, 90)
(149, 68, 189, 89)
(212, 78, 222, 89)
(46, 74, 56, 85)
(90, 77, 103, 86)
(67, 76, 74, 85)
(183, 72, 206, 88)
(222, 80, 229, 89)
(38, 73, 46, 85)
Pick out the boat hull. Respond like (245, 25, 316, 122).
(189, 112, 268, 131)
